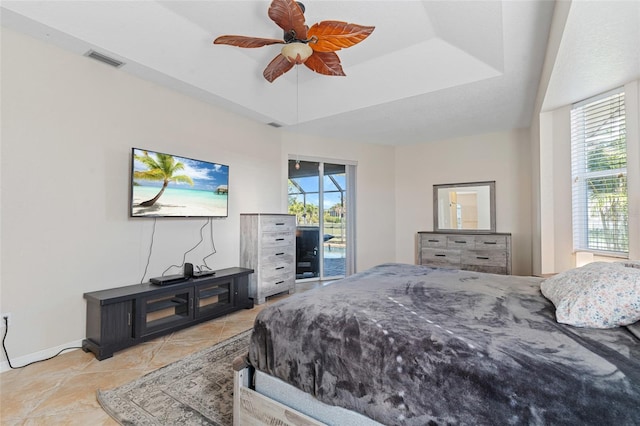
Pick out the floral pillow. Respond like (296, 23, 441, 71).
(540, 261, 640, 328)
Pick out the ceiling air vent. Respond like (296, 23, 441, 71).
(267, 122, 283, 128)
(84, 50, 125, 68)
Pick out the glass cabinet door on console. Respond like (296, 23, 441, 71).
(195, 279, 233, 318)
(137, 288, 194, 338)
(83, 267, 254, 360)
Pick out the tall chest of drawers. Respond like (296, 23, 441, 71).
(417, 232, 512, 275)
(240, 214, 296, 304)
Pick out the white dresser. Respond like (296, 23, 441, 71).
(417, 232, 512, 275)
(240, 214, 296, 304)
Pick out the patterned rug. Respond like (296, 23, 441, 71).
(97, 330, 252, 426)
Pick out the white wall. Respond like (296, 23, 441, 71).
(538, 106, 574, 273)
(626, 80, 640, 260)
(394, 129, 533, 276)
(0, 27, 284, 365)
(529, 0, 572, 275)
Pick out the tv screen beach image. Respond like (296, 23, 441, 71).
(131, 148, 229, 217)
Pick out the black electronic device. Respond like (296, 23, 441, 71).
(193, 270, 216, 278)
(184, 263, 194, 277)
(150, 274, 188, 286)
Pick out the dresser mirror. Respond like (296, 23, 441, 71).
(433, 181, 496, 233)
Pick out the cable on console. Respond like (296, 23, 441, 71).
(162, 219, 209, 276)
(139, 217, 157, 284)
(200, 218, 218, 272)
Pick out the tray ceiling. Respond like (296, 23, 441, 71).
(1, 1, 558, 145)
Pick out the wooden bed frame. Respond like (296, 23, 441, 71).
(233, 356, 325, 426)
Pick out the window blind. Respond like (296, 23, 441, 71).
(571, 88, 628, 255)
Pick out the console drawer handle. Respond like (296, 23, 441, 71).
(275, 266, 284, 270)
(275, 252, 285, 256)
(275, 281, 284, 285)
(483, 241, 497, 245)
(435, 254, 446, 257)
(454, 240, 467, 244)
(275, 238, 285, 241)
(275, 222, 285, 226)
(477, 256, 490, 260)
(428, 239, 439, 242)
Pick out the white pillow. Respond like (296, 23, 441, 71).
(540, 261, 640, 328)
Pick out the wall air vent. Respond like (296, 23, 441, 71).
(267, 122, 283, 128)
(84, 50, 125, 68)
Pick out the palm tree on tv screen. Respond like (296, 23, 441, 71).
(134, 151, 194, 207)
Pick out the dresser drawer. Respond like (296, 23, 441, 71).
(420, 248, 461, 268)
(462, 249, 507, 266)
(260, 276, 295, 295)
(474, 235, 508, 250)
(259, 215, 296, 232)
(260, 232, 295, 248)
(461, 263, 508, 275)
(260, 262, 295, 282)
(446, 235, 475, 248)
(260, 246, 295, 265)
(420, 234, 447, 248)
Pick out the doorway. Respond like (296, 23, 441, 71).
(288, 159, 355, 281)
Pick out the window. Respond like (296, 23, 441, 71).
(571, 88, 628, 255)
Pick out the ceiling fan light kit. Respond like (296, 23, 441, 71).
(213, 0, 374, 82)
(281, 42, 313, 64)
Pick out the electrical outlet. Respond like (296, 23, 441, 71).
(1, 313, 11, 329)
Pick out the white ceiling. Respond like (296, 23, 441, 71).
(542, 0, 640, 112)
(1, 1, 637, 145)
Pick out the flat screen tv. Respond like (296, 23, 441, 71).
(130, 148, 229, 218)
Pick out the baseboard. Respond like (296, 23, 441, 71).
(0, 339, 84, 373)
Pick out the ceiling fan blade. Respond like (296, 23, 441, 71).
(214, 35, 284, 48)
(304, 51, 345, 77)
(268, 0, 307, 41)
(307, 21, 375, 52)
(263, 54, 295, 82)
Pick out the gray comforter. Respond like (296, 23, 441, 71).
(248, 263, 640, 425)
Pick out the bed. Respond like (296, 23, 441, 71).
(233, 262, 640, 425)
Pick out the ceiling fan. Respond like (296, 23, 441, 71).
(214, 0, 375, 83)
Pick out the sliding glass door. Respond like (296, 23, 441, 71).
(288, 159, 354, 281)
(322, 164, 346, 278)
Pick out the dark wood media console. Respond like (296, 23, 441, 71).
(82, 267, 254, 360)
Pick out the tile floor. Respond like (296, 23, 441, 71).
(0, 283, 322, 425)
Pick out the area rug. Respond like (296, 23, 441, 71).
(97, 330, 252, 426)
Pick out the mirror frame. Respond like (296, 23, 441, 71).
(433, 181, 496, 233)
